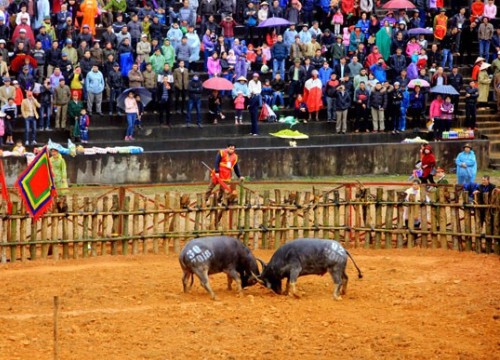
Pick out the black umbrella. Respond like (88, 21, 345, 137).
(117, 87, 153, 110)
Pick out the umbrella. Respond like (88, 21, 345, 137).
(382, 0, 416, 9)
(202, 77, 234, 91)
(407, 27, 433, 35)
(117, 87, 153, 110)
(258, 17, 291, 28)
(408, 79, 430, 88)
(10, 54, 38, 73)
(258, 103, 277, 121)
(430, 85, 460, 96)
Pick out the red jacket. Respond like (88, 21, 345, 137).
(219, 20, 237, 38)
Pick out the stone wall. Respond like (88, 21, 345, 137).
(2, 140, 490, 185)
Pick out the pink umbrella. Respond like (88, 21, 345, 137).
(202, 77, 234, 91)
(408, 79, 430, 88)
(382, 0, 416, 9)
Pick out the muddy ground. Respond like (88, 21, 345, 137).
(0, 249, 498, 360)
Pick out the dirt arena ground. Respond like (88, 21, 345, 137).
(0, 249, 498, 360)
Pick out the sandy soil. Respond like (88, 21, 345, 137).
(0, 249, 498, 360)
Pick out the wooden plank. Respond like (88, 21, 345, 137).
(463, 192, 472, 252)
(396, 191, 405, 249)
(19, 201, 27, 261)
(91, 198, 98, 257)
(364, 189, 373, 249)
(385, 190, 395, 249)
(172, 193, 181, 253)
(483, 193, 492, 254)
(82, 197, 90, 258)
(152, 194, 160, 254)
(292, 192, 300, 241)
(312, 189, 320, 239)
(473, 193, 482, 253)
(132, 195, 140, 255)
(8, 202, 18, 262)
(261, 191, 270, 249)
(438, 189, 448, 249)
(420, 200, 429, 248)
(30, 218, 37, 261)
(407, 194, 415, 248)
(164, 192, 171, 254)
(121, 196, 130, 255)
(62, 199, 69, 259)
(110, 194, 119, 256)
(142, 196, 148, 255)
(375, 188, 383, 249)
(72, 195, 79, 259)
(332, 190, 340, 242)
(429, 191, 438, 249)
(494, 194, 500, 255)
(274, 190, 282, 249)
(322, 191, 330, 240)
(451, 191, 460, 251)
(51, 210, 59, 261)
(243, 190, 251, 246)
(101, 196, 109, 256)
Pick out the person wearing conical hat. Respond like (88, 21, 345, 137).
(477, 62, 492, 107)
(472, 56, 485, 81)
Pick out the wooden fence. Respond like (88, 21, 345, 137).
(0, 184, 499, 262)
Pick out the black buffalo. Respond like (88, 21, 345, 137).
(179, 236, 262, 300)
(257, 238, 363, 300)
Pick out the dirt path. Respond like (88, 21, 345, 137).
(0, 249, 498, 360)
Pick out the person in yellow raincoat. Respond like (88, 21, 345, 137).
(80, 0, 99, 35)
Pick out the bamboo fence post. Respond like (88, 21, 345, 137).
(220, 194, 229, 233)
(451, 191, 460, 251)
(292, 192, 300, 240)
(30, 214, 37, 261)
(194, 194, 203, 236)
(50, 210, 59, 261)
(101, 196, 109, 256)
(8, 202, 18, 262)
(164, 192, 171, 254)
(384, 190, 395, 249)
(473, 193, 482, 253)
(183, 194, 191, 244)
(261, 191, 270, 249)
(463, 192, 472, 252)
(121, 196, 130, 255)
(82, 197, 90, 258)
(132, 195, 140, 255)
(407, 194, 415, 248)
(243, 190, 251, 246)
(252, 192, 260, 248)
(322, 191, 330, 240)
(62, 200, 69, 259)
(91, 198, 98, 257)
(19, 202, 27, 261)
(438, 189, 448, 249)
(142, 197, 148, 255)
(302, 191, 311, 239)
(274, 189, 282, 249)
(396, 192, 405, 249)
(110, 194, 119, 256)
(72, 194, 79, 259)
(494, 194, 500, 255)
(420, 199, 429, 248)
(364, 189, 373, 248)
(374, 188, 383, 249)
(172, 192, 181, 253)
(313, 189, 320, 239)
(333, 190, 340, 242)
(0, 207, 6, 263)
(430, 192, 438, 249)
(152, 194, 160, 254)
(343, 187, 351, 247)
(483, 193, 492, 254)
(353, 192, 361, 248)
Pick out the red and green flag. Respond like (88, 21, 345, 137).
(15, 147, 57, 220)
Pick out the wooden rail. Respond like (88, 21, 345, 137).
(0, 185, 498, 262)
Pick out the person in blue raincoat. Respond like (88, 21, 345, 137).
(455, 143, 477, 185)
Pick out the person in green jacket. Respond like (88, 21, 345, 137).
(161, 38, 176, 69)
(149, 48, 167, 74)
(67, 92, 83, 140)
(375, 21, 393, 61)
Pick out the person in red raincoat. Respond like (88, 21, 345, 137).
(303, 69, 323, 122)
(80, 0, 99, 35)
(364, 45, 383, 68)
(11, 15, 35, 49)
(420, 144, 436, 184)
(341, 0, 355, 17)
(204, 144, 245, 202)
(470, 0, 485, 23)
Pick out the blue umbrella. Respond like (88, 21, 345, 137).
(430, 85, 460, 96)
(408, 27, 434, 35)
(258, 17, 291, 28)
(117, 87, 153, 110)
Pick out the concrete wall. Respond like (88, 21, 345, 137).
(2, 140, 490, 185)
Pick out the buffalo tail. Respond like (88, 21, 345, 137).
(347, 251, 363, 279)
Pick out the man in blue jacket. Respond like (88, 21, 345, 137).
(271, 35, 288, 80)
(85, 64, 105, 115)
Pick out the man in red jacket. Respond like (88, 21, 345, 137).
(219, 15, 237, 50)
(205, 144, 245, 202)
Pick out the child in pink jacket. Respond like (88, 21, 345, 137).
(342, 27, 350, 55)
(234, 91, 245, 125)
(332, 9, 344, 35)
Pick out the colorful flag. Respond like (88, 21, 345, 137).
(0, 160, 12, 214)
(15, 147, 57, 220)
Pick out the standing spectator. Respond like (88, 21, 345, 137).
(54, 78, 71, 130)
(389, 82, 404, 134)
(287, 59, 306, 108)
(68, 92, 83, 140)
(136, 34, 152, 65)
(460, 21, 478, 66)
(1, 98, 17, 145)
(78, 108, 90, 144)
(0, 77, 15, 107)
(331, 35, 345, 67)
(335, 85, 351, 134)
(483, 0, 498, 20)
(142, 63, 157, 113)
(108, 63, 124, 115)
(124, 91, 138, 141)
(369, 82, 387, 132)
(248, 90, 260, 136)
(248, 73, 262, 106)
(478, 63, 492, 108)
(128, 63, 144, 88)
(207, 52, 221, 78)
(429, 94, 444, 138)
(303, 70, 322, 122)
(438, 95, 454, 139)
(354, 82, 370, 133)
(420, 145, 436, 184)
(186, 74, 203, 128)
(448, 66, 463, 113)
(219, 16, 236, 49)
(49, 148, 68, 190)
(369, 58, 387, 83)
(478, 17, 494, 63)
(473, 175, 497, 234)
(464, 81, 479, 129)
(157, 77, 172, 127)
(176, 36, 192, 69)
(38, 80, 52, 131)
(173, 60, 189, 114)
(456, 144, 477, 184)
(85, 65, 105, 116)
(234, 91, 245, 125)
(271, 35, 287, 80)
(270, 74, 285, 108)
(325, 73, 339, 123)
(408, 85, 425, 129)
(21, 90, 40, 146)
(244, 2, 258, 40)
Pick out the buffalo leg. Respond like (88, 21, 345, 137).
(182, 270, 193, 293)
(329, 266, 343, 300)
(227, 274, 233, 290)
(227, 269, 243, 294)
(341, 271, 349, 296)
(195, 268, 217, 300)
(284, 278, 290, 295)
(289, 268, 301, 298)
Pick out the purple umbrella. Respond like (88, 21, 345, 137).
(258, 17, 292, 28)
(408, 27, 434, 35)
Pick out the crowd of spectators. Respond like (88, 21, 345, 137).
(0, 0, 498, 144)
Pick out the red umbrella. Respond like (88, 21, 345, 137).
(10, 54, 38, 73)
(382, 0, 416, 9)
(202, 77, 234, 91)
